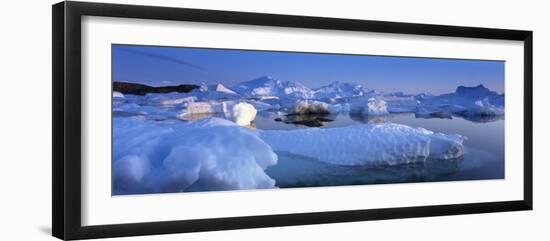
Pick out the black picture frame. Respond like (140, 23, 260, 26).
(52, 1, 533, 240)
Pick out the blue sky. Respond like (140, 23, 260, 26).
(112, 44, 504, 95)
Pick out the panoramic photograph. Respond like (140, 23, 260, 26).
(111, 44, 505, 195)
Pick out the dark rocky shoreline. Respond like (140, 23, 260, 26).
(113, 81, 199, 95)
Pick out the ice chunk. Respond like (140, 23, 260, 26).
(185, 102, 216, 114)
(113, 117, 278, 194)
(472, 97, 505, 116)
(259, 123, 466, 166)
(199, 82, 208, 92)
(364, 98, 389, 116)
(160, 96, 197, 106)
(113, 91, 125, 98)
(228, 102, 257, 126)
(113, 155, 150, 184)
(246, 100, 273, 112)
(214, 83, 238, 95)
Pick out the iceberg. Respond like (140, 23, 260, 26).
(259, 123, 466, 166)
(286, 100, 331, 115)
(232, 76, 315, 100)
(314, 81, 371, 99)
(228, 102, 257, 126)
(419, 84, 504, 119)
(184, 102, 216, 114)
(246, 99, 273, 112)
(346, 97, 389, 115)
(214, 83, 238, 95)
(179, 101, 258, 126)
(364, 98, 389, 115)
(160, 96, 197, 106)
(113, 117, 278, 194)
(113, 91, 125, 98)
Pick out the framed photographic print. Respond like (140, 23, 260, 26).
(52, 1, 533, 240)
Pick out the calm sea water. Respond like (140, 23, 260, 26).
(255, 112, 505, 188)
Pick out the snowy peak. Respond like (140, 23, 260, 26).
(455, 84, 498, 97)
(233, 76, 315, 99)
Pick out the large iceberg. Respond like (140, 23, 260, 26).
(259, 123, 466, 166)
(232, 76, 315, 100)
(313, 81, 371, 99)
(418, 84, 504, 119)
(113, 117, 278, 194)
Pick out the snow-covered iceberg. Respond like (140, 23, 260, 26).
(259, 123, 466, 166)
(418, 84, 504, 119)
(179, 101, 258, 126)
(314, 81, 371, 99)
(232, 76, 315, 100)
(113, 91, 125, 98)
(113, 117, 278, 194)
(364, 98, 389, 115)
(348, 97, 389, 116)
(228, 102, 257, 126)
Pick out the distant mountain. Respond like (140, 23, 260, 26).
(232, 76, 315, 99)
(314, 81, 371, 99)
(113, 82, 199, 95)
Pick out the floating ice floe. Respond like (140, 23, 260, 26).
(113, 117, 278, 194)
(364, 98, 389, 115)
(259, 123, 466, 166)
(228, 102, 257, 126)
(179, 101, 258, 126)
(418, 84, 504, 119)
(160, 96, 197, 106)
(113, 91, 125, 98)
